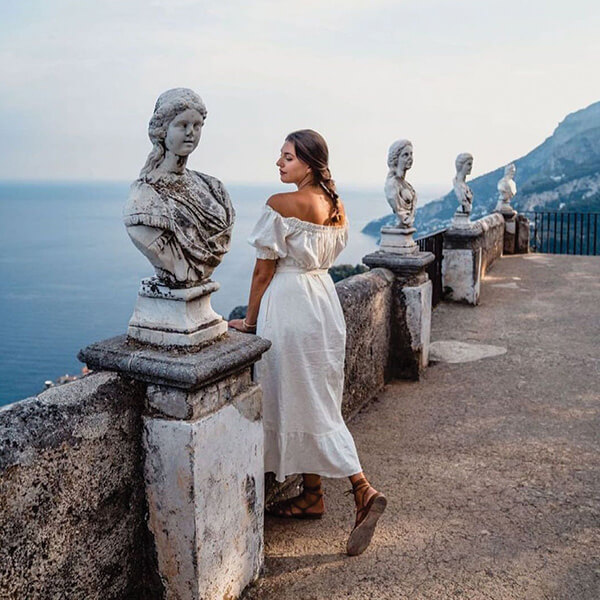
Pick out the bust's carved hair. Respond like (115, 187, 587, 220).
(140, 88, 208, 181)
(285, 129, 343, 225)
(387, 139, 412, 171)
(455, 152, 473, 172)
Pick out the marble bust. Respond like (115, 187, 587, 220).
(497, 163, 517, 208)
(453, 152, 474, 216)
(384, 139, 417, 228)
(123, 88, 235, 288)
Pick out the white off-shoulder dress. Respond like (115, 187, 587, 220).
(248, 205, 362, 482)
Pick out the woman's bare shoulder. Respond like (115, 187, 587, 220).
(266, 191, 303, 218)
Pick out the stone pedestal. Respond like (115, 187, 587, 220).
(450, 211, 475, 230)
(79, 331, 271, 600)
(128, 277, 228, 347)
(363, 251, 434, 379)
(495, 200, 517, 219)
(379, 225, 418, 254)
(442, 222, 488, 305)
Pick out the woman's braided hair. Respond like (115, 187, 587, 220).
(285, 129, 344, 225)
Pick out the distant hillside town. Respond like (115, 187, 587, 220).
(43, 367, 91, 391)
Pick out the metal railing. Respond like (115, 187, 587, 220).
(523, 212, 600, 255)
(416, 229, 446, 307)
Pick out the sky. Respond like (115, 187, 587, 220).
(1, 0, 599, 187)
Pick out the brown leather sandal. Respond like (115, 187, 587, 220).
(346, 477, 387, 556)
(266, 483, 324, 520)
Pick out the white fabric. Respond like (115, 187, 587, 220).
(248, 205, 362, 482)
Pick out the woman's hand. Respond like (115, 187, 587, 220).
(228, 319, 257, 334)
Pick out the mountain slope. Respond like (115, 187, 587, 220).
(363, 101, 600, 239)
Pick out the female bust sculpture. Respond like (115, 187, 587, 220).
(497, 163, 517, 205)
(384, 139, 417, 228)
(123, 88, 235, 288)
(453, 152, 474, 216)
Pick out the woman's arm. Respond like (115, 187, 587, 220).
(228, 258, 276, 333)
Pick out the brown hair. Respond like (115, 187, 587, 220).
(285, 129, 344, 225)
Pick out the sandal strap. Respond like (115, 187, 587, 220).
(345, 477, 370, 497)
(301, 493, 323, 511)
(352, 478, 371, 501)
(352, 478, 370, 492)
(270, 488, 323, 517)
(350, 478, 377, 526)
(355, 493, 378, 527)
(303, 483, 323, 495)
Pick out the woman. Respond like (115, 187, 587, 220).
(229, 129, 386, 556)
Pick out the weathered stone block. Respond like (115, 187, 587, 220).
(128, 278, 227, 347)
(390, 279, 432, 379)
(0, 373, 159, 600)
(503, 216, 517, 254)
(144, 381, 263, 600)
(78, 331, 271, 391)
(403, 280, 432, 368)
(362, 250, 434, 283)
(379, 225, 418, 254)
(146, 370, 252, 420)
(442, 247, 482, 305)
(442, 213, 504, 305)
(516, 214, 530, 254)
(336, 268, 394, 418)
(362, 251, 434, 380)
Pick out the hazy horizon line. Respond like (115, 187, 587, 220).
(0, 178, 450, 192)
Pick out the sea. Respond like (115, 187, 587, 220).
(0, 181, 443, 406)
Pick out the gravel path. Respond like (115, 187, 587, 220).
(244, 254, 600, 600)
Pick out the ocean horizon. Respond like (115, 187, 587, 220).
(0, 180, 446, 406)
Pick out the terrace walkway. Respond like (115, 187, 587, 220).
(244, 254, 600, 600)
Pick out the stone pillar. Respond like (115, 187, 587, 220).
(502, 213, 517, 254)
(493, 203, 516, 255)
(79, 331, 271, 600)
(442, 223, 484, 305)
(494, 207, 530, 256)
(363, 251, 434, 380)
(516, 213, 531, 253)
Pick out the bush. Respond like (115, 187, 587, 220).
(328, 263, 368, 283)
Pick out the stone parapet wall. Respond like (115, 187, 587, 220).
(0, 373, 159, 600)
(336, 268, 394, 418)
(477, 213, 505, 276)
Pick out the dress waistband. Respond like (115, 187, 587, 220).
(276, 265, 329, 275)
